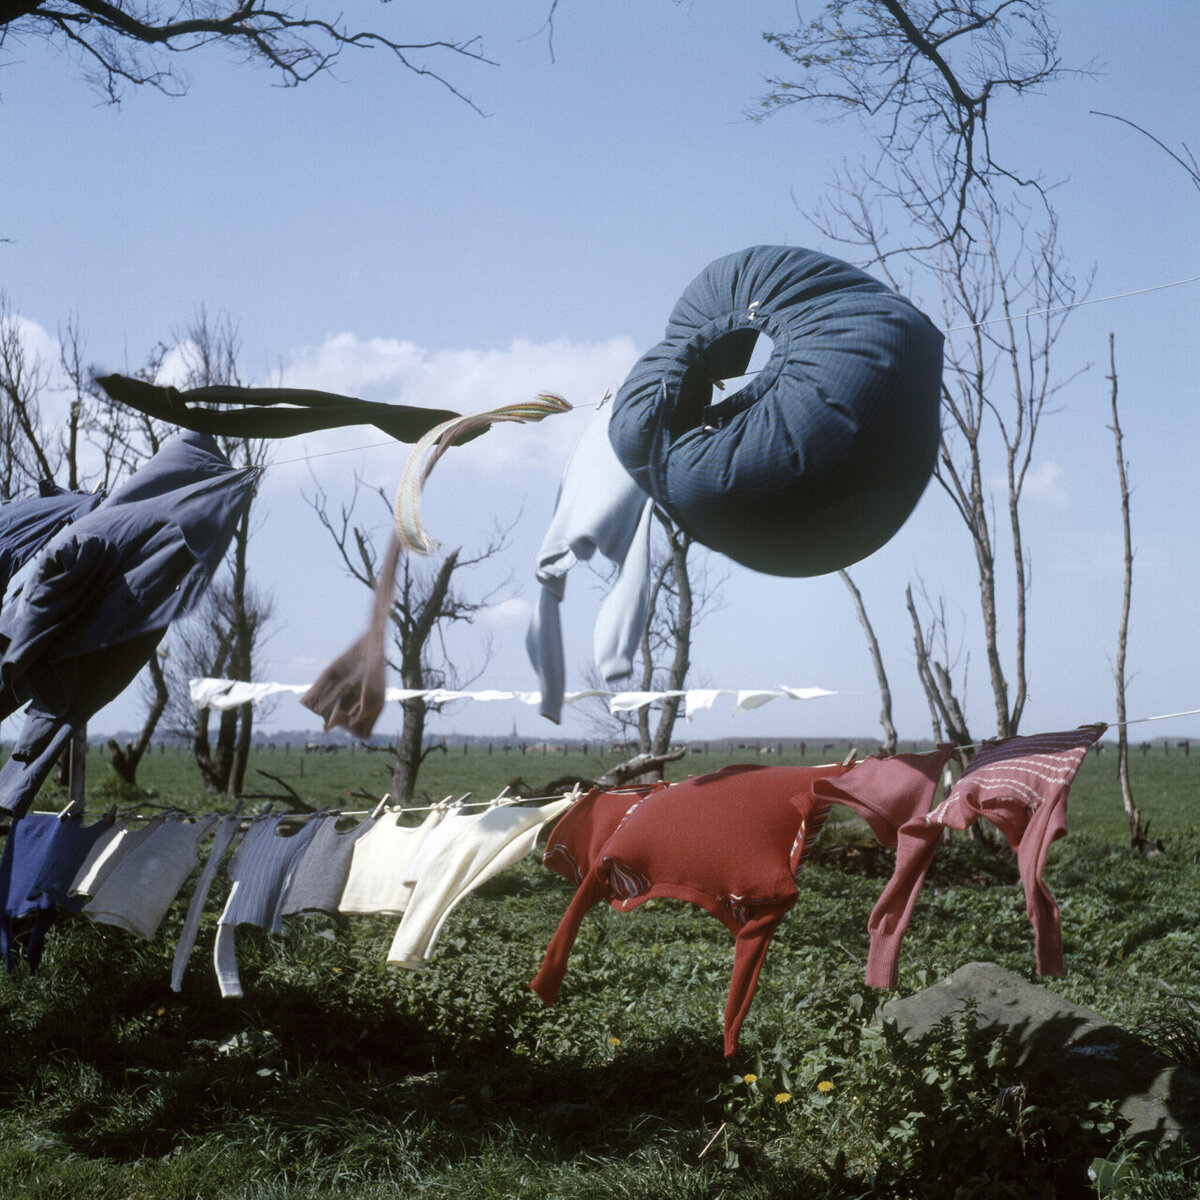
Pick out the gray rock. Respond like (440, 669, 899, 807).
(880, 961, 1200, 1147)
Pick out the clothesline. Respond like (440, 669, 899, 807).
(188, 677, 838, 721)
(188, 676, 1200, 737)
(261, 270, 1200, 473)
(941, 272, 1200, 333)
(0, 729, 1117, 1053)
(21, 786, 583, 825)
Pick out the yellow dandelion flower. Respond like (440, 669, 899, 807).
(817, 1080, 834, 1093)
(742, 1073, 758, 1084)
(609, 1036, 621, 1046)
(155, 1007, 166, 1017)
(774, 1092, 792, 1104)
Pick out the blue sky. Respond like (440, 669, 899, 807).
(2, 1, 1198, 746)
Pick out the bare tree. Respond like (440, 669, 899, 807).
(0, 301, 114, 796)
(0, 293, 60, 498)
(756, 0, 1076, 249)
(1106, 333, 1155, 852)
(800, 191, 1081, 741)
(0, 1, 496, 105)
(906, 583, 972, 750)
(839, 569, 897, 754)
(174, 565, 274, 794)
(125, 308, 273, 795)
(632, 512, 692, 758)
(0, 302, 269, 793)
(759, 0, 1085, 741)
(307, 474, 509, 801)
(181, 315, 269, 794)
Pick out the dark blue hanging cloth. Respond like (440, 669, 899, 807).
(0, 432, 260, 817)
(0, 482, 103, 603)
(607, 246, 944, 577)
(0, 810, 113, 972)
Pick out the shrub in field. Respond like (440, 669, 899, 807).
(806, 1004, 1121, 1197)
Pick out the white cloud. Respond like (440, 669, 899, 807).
(274, 332, 428, 394)
(4, 313, 59, 372)
(259, 332, 642, 493)
(1024, 460, 1069, 508)
(478, 596, 532, 628)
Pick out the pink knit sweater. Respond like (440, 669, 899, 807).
(815, 729, 1105, 987)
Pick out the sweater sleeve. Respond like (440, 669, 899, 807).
(529, 868, 611, 1005)
(723, 909, 788, 1057)
(526, 582, 567, 724)
(1014, 793, 1069, 976)
(592, 496, 653, 683)
(862, 820, 942, 988)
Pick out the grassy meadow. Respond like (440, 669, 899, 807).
(1, 738, 1198, 1198)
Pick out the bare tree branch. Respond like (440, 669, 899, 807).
(304, 474, 512, 801)
(1091, 111, 1200, 197)
(2, 1, 498, 106)
(756, 0, 1084, 250)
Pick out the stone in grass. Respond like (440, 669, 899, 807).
(880, 961, 1200, 1148)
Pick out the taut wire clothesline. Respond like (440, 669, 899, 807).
(263, 270, 1200, 472)
(941, 272, 1200, 333)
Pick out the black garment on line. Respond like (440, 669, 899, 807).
(96, 374, 475, 443)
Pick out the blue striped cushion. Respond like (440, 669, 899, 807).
(608, 246, 944, 576)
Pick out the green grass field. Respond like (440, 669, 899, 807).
(1, 739, 1198, 1198)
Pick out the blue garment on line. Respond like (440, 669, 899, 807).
(0, 811, 113, 972)
(0, 432, 260, 817)
(608, 246, 945, 577)
(0, 482, 103, 605)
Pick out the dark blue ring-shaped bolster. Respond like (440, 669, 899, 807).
(608, 246, 944, 577)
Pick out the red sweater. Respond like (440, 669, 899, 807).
(530, 763, 850, 1056)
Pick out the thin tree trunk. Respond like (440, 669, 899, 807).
(108, 648, 169, 787)
(391, 697, 428, 801)
(390, 549, 459, 803)
(1108, 333, 1146, 849)
(652, 526, 692, 758)
(839, 569, 897, 754)
(905, 586, 972, 750)
(67, 725, 88, 808)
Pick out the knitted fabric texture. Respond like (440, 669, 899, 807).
(531, 764, 850, 1056)
(810, 747, 956, 988)
(925, 725, 1106, 978)
(813, 730, 1104, 988)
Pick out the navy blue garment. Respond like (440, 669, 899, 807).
(0, 811, 111, 972)
(29, 809, 115, 914)
(608, 246, 944, 577)
(0, 432, 260, 817)
(0, 482, 103, 603)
